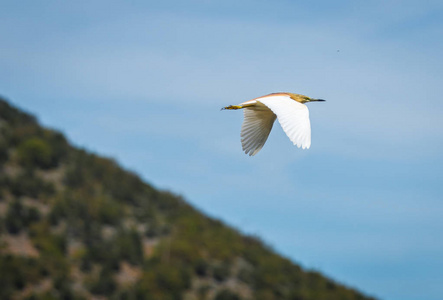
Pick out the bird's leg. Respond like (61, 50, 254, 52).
(221, 105, 243, 110)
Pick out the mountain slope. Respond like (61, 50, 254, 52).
(0, 97, 376, 300)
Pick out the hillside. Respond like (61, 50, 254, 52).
(0, 97, 376, 300)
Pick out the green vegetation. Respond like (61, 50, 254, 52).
(215, 290, 241, 300)
(5, 200, 41, 234)
(0, 255, 43, 299)
(0, 97, 377, 300)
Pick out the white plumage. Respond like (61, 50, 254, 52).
(241, 103, 277, 156)
(223, 93, 324, 156)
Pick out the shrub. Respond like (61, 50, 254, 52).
(0, 140, 8, 164)
(5, 200, 42, 234)
(194, 258, 209, 277)
(17, 137, 53, 169)
(213, 263, 230, 282)
(9, 170, 55, 198)
(138, 262, 192, 299)
(44, 130, 68, 166)
(89, 266, 117, 296)
(0, 255, 42, 299)
(115, 228, 144, 265)
(214, 289, 241, 300)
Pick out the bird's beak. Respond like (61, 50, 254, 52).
(309, 98, 326, 102)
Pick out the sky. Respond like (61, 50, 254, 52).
(1, 1, 443, 299)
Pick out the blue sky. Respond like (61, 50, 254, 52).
(1, 1, 443, 299)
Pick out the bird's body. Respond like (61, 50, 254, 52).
(222, 92, 325, 156)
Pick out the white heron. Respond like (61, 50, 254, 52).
(222, 92, 325, 156)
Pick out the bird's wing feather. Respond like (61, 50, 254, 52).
(241, 104, 276, 156)
(258, 95, 311, 149)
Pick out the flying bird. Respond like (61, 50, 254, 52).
(222, 92, 325, 156)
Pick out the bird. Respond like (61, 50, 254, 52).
(222, 92, 325, 156)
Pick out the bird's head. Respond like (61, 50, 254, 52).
(288, 93, 326, 104)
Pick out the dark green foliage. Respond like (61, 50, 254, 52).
(5, 202, 24, 234)
(49, 192, 123, 229)
(0, 98, 36, 127)
(0, 140, 8, 164)
(145, 221, 166, 238)
(17, 137, 53, 169)
(9, 170, 55, 198)
(194, 258, 209, 277)
(213, 263, 230, 282)
(63, 152, 86, 188)
(115, 228, 144, 265)
(109, 289, 142, 300)
(214, 289, 241, 300)
(44, 131, 68, 167)
(137, 260, 192, 300)
(9, 123, 41, 147)
(64, 150, 150, 206)
(16, 134, 68, 169)
(29, 222, 67, 257)
(53, 274, 77, 300)
(237, 268, 254, 285)
(89, 265, 117, 296)
(0, 98, 377, 300)
(83, 227, 144, 269)
(98, 198, 123, 226)
(5, 200, 42, 234)
(0, 174, 7, 191)
(0, 255, 43, 299)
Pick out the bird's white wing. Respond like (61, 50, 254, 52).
(241, 105, 277, 156)
(258, 95, 311, 149)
